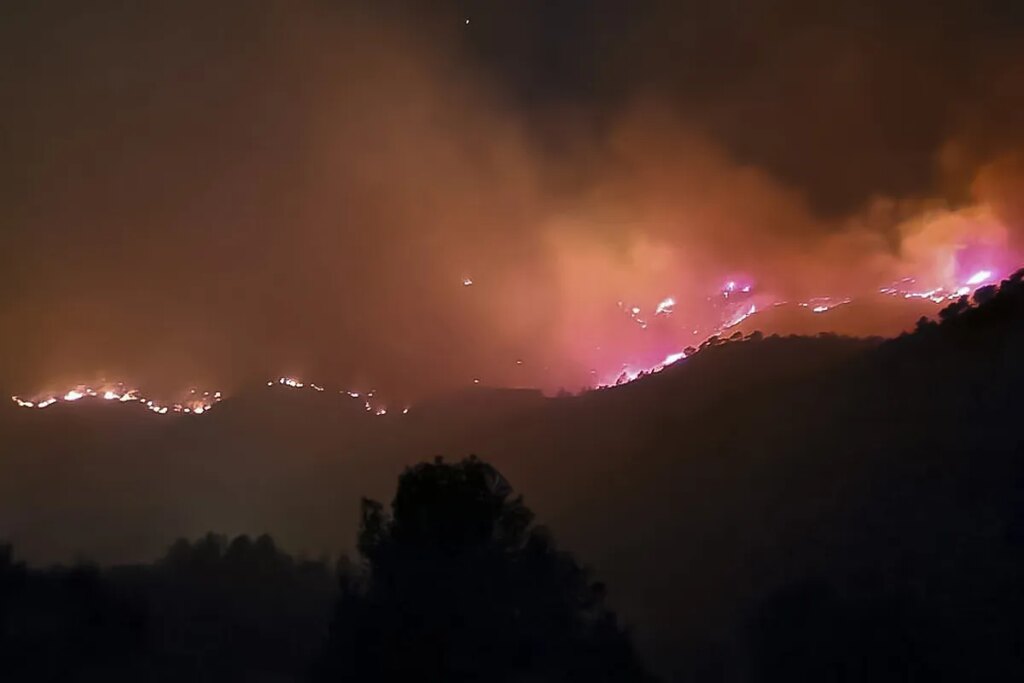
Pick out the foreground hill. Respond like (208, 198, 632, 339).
(2, 270, 1023, 679)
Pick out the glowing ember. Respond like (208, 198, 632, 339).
(799, 297, 852, 314)
(662, 351, 686, 366)
(619, 301, 650, 330)
(655, 297, 675, 315)
(966, 269, 993, 286)
(724, 304, 757, 329)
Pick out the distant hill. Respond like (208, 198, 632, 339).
(2, 269, 1023, 679)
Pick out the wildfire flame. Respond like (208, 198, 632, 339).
(965, 269, 993, 286)
(591, 264, 1006, 388)
(8, 262, 1012, 416)
(270, 376, 398, 416)
(10, 382, 222, 416)
(655, 297, 675, 315)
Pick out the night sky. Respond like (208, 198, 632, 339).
(5, 8, 1024, 679)
(3, 0, 1024, 399)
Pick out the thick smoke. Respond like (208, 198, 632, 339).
(1, 0, 1022, 399)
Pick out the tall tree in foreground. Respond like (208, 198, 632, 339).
(316, 456, 653, 682)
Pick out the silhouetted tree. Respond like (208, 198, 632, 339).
(150, 532, 334, 680)
(316, 456, 653, 682)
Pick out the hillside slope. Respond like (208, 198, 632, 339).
(2, 271, 1023, 679)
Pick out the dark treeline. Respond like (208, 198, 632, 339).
(0, 534, 335, 681)
(1, 457, 651, 682)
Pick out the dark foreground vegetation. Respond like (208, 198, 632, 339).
(1, 457, 651, 682)
(3, 269, 1024, 681)
(0, 534, 333, 681)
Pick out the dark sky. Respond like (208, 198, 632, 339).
(438, 0, 1024, 210)
(2, 0, 1023, 398)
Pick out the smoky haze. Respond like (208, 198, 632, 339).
(2, 0, 1024, 399)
